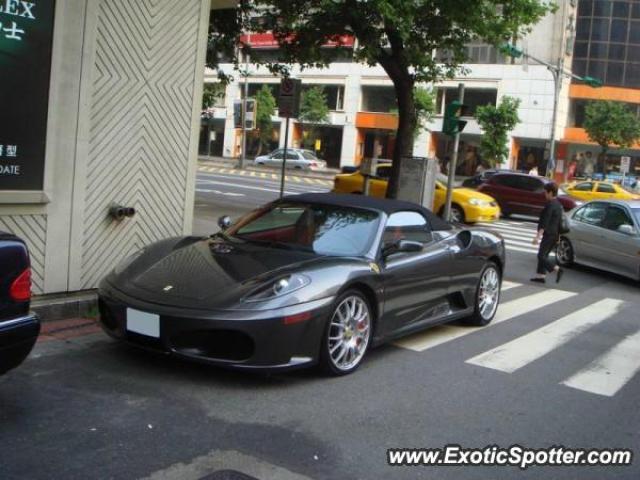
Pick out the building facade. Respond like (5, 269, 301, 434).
(0, 0, 225, 295)
(205, 1, 577, 176)
(562, 0, 640, 181)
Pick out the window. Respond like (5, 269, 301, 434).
(574, 182, 594, 191)
(229, 203, 381, 256)
(492, 175, 521, 188)
(361, 86, 397, 113)
(436, 88, 497, 116)
(574, 202, 607, 226)
(376, 165, 392, 179)
(383, 211, 432, 245)
(596, 183, 616, 193)
(520, 177, 545, 192)
(633, 208, 640, 224)
(603, 206, 633, 231)
(301, 151, 317, 160)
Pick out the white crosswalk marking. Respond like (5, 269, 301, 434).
(393, 288, 576, 352)
(477, 220, 539, 255)
(562, 328, 640, 397)
(466, 298, 625, 373)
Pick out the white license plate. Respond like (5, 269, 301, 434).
(126, 309, 160, 338)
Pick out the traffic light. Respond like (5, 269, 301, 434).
(443, 100, 467, 137)
(500, 43, 524, 58)
(582, 76, 603, 88)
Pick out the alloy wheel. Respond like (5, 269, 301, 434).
(556, 238, 573, 266)
(477, 266, 500, 321)
(327, 295, 371, 372)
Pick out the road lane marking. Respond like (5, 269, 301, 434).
(196, 189, 245, 196)
(562, 328, 640, 397)
(197, 180, 316, 195)
(502, 281, 521, 291)
(505, 244, 537, 254)
(466, 298, 625, 373)
(393, 289, 577, 352)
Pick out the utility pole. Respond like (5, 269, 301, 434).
(501, 43, 602, 178)
(239, 47, 250, 169)
(443, 83, 465, 222)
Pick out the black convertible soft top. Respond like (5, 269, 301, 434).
(282, 192, 453, 231)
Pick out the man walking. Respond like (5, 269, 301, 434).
(531, 182, 564, 283)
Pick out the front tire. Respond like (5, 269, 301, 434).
(556, 237, 574, 267)
(438, 204, 465, 223)
(320, 290, 372, 376)
(466, 262, 501, 326)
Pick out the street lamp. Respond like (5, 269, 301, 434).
(500, 43, 602, 177)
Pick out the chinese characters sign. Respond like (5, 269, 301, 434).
(0, 0, 56, 190)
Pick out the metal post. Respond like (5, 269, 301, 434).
(547, 65, 561, 178)
(280, 116, 290, 199)
(239, 49, 250, 169)
(443, 83, 464, 221)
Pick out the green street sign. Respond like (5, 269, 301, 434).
(582, 76, 603, 88)
(500, 43, 523, 58)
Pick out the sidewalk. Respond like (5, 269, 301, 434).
(198, 155, 340, 180)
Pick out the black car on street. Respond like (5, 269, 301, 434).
(0, 231, 40, 374)
(99, 194, 505, 375)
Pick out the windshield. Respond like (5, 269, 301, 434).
(226, 203, 381, 256)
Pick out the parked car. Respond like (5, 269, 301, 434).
(556, 200, 640, 281)
(254, 148, 327, 170)
(563, 180, 640, 202)
(0, 231, 40, 374)
(477, 172, 579, 216)
(332, 162, 501, 223)
(98, 193, 505, 375)
(461, 169, 512, 189)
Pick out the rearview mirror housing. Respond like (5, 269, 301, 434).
(383, 239, 423, 258)
(218, 215, 232, 230)
(617, 224, 636, 236)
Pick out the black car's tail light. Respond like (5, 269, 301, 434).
(9, 267, 31, 302)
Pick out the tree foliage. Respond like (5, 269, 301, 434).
(208, 0, 554, 197)
(475, 96, 521, 167)
(299, 86, 330, 149)
(254, 85, 277, 156)
(202, 83, 225, 110)
(583, 101, 640, 160)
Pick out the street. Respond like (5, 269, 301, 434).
(2, 167, 639, 480)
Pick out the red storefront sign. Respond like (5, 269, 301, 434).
(239, 33, 354, 49)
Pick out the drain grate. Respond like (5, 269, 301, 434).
(199, 471, 260, 480)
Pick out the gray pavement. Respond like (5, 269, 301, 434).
(1, 168, 639, 480)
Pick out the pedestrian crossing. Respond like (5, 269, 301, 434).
(392, 281, 639, 398)
(198, 165, 334, 187)
(475, 220, 539, 255)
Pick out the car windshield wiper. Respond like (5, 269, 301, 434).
(234, 235, 313, 252)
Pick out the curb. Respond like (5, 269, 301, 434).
(31, 290, 98, 323)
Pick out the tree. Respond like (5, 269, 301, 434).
(299, 86, 330, 149)
(229, 0, 554, 198)
(475, 96, 521, 167)
(202, 83, 225, 110)
(583, 101, 640, 172)
(254, 85, 277, 156)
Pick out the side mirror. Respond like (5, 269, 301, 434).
(218, 215, 232, 230)
(383, 239, 423, 257)
(617, 224, 636, 236)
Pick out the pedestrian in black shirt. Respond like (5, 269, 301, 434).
(531, 182, 564, 283)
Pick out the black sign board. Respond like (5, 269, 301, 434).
(0, 0, 56, 191)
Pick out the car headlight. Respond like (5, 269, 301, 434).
(114, 248, 145, 275)
(242, 274, 310, 302)
(468, 198, 489, 206)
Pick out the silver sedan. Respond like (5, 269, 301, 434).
(254, 148, 327, 170)
(557, 200, 640, 281)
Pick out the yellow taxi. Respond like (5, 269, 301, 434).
(332, 164, 501, 223)
(564, 180, 640, 202)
